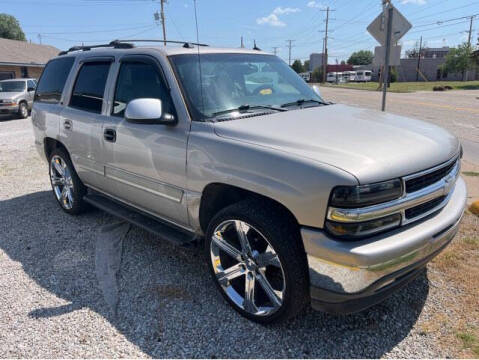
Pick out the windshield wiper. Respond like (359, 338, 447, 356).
(281, 99, 326, 108)
(212, 104, 286, 117)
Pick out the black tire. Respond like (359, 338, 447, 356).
(48, 147, 88, 215)
(17, 102, 28, 119)
(205, 199, 310, 324)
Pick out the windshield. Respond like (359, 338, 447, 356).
(0, 81, 26, 92)
(169, 53, 325, 121)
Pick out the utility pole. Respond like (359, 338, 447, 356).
(155, 0, 168, 45)
(464, 15, 474, 80)
(381, 0, 393, 112)
(37, 33, 42, 45)
(286, 40, 294, 66)
(272, 46, 279, 56)
(240, 36, 244, 48)
(416, 36, 422, 82)
(320, 6, 334, 83)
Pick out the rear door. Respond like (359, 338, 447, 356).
(59, 57, 114, 190)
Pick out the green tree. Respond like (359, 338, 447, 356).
(311, 67, 323, 83)
(0, 14, 26, 41)
(303, 60, 310, 72)
(347, 50, 373, 65)
(291, 59, 304, 73)
(441, 43, 474, 80)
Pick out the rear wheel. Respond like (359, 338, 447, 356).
(49, 147, 88, 215)
(205, 199, 309, 324)
(17, 102, 28, 119)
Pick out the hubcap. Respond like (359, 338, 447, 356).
(21, 104, 27, 117)
(210, 220, 286, 316)
(50, 155, 74, 210)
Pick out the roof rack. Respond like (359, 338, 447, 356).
(113, 39, 209, 48)
(58, 40, 134, 55)
(58, 39, 209, 56)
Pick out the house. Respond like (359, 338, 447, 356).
(0, 38, 59, 81)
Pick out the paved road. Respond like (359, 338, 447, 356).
(320, 87, 479, 165)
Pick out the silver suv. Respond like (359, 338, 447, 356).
(32, 41, 467, 323)
(0, 78, 37, 118)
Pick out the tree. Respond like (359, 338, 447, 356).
(303, 60, 310, 72)
(347, 50, 373, 65)
(311, 67, 323, 83)
(441, 43, 474, 81)
(291, 59, 304, 73)
(0, 14, 26, 41)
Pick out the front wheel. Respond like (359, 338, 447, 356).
(17, 102, 28, 119)
(205, 200, 310, 324)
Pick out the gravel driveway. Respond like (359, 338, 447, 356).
(0, 115, 475, 358)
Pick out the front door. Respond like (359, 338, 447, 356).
(101, 55, 189, 228)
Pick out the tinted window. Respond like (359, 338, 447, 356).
(35, 57, 74, 103)
(70, 62, 110, 113)
(112, 61, 173, 117)
(0, 81, 25, 92)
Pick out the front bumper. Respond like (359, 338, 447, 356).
(302, 176, 467, 314)
(0, 104, 19, 114)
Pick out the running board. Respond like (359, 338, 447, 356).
(84, 192, 197, 247)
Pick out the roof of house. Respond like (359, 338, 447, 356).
(0, 38, 59, 66)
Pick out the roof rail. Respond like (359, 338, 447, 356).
(113, 39, 209, 48)
(58, 40, 134, 55)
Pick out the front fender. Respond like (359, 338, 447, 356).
(186, 122, 358, 229)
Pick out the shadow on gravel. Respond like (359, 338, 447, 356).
(0, 190, 429, 358)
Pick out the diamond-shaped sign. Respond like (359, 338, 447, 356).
(367, 5, 412, 46)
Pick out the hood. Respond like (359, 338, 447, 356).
(0, 92, 23, 100)
(213, 104, 460, 184)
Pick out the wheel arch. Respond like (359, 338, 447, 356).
(198, 182, 300, 234)
(44, 137, 69, 160)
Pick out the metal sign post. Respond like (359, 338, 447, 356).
(381, 5, 393, 112)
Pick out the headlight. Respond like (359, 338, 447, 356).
(329, 179, 402, 208)
(326, 179, 403, 239)
(325, 214, 401, 239)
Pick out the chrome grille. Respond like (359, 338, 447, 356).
(405, 160, 457, 193)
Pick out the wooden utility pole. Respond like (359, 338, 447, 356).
(241, 36, 244, 48)
(321, 7, 331, 83)
(272, 46, 279, 55)
(286, 40, 294, 65)
(463, 15, 474, 80)
(416, 36, 422, 81)
(160, 0, 167, 46)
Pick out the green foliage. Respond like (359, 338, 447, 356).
(0, 14, 26, 41)
(347, 50, 373, 65)
(311, 67, 323, 82)
(441, 43, 473, 76)
(291, 59, 304, 73)
(390, 67, 397, 83)
(303, 60, 310, 72)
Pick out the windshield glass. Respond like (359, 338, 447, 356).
(169, 53, 324, 120)
(0, 81, 26, 92)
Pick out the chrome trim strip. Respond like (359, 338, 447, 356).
(403, 155, 459, 182)
(327, 159, 460, 224)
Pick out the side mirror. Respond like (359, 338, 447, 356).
(124, 98, 176, 125)
(28, 87, 35, 92)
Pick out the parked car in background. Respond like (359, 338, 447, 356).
(355, 70, 372, 82)
(32, 41, 466, 324)
(0, 78, 37, 118)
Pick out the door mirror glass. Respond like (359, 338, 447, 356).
(125, 98, 176, 125)
(28, 87, 35, 92)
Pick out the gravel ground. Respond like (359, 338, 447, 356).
(0, 115, 476, 358)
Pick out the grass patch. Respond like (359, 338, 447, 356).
(320, 80, 479, 93)
(463, 171, 479, 177)
(456, 332, 479, 356)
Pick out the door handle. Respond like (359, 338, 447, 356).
(63, 119, 72, 130)
(104, 128, 116, 143)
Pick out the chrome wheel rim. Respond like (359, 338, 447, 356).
(20, 104, 28, 117)
(210, 220, 286, 316)
(50, 155, 74, 210)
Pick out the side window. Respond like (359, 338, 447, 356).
(69, 62, 111, 114)
(35, 57, 74, 103)
(112, 61, 173, 117)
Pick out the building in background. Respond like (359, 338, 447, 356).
(309, 53, 324, 71)
(0, 38, 59, 80)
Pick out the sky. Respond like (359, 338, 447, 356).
(1, 0, 478, 63)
